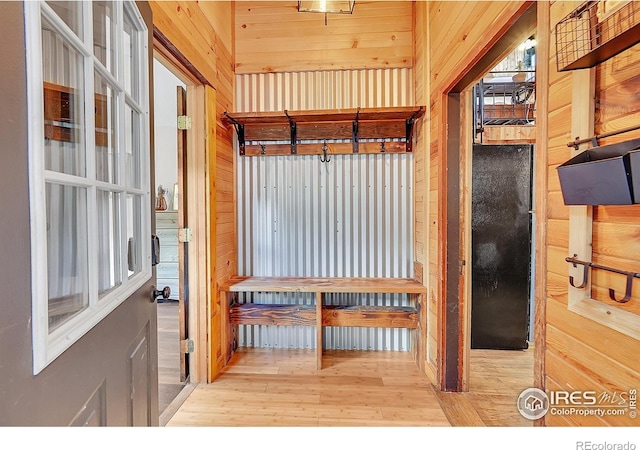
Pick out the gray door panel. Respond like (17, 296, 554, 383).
(0, 1, 158, 426)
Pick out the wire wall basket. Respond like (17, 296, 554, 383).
(555, 0, 640, 72)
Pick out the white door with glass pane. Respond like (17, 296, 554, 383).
(25, 0, 158, 425)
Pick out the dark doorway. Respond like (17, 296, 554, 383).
(471, 144, 533, 350)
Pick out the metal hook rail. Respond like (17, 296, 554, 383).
(565, 255, 639, 303)
(567, 124, 640, 150)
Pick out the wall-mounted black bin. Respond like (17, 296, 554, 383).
(557, 138, 640, 205)
(631, 148, 640, 204)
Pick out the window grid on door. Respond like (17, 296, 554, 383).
(27, 0, 151, 374)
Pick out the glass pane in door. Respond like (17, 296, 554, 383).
(94, 71, 118, 183)
(92, 1, 116, 75)
(124, 103, 141, 189)
(97, 189, 122, 297)
(46, 183, 89, 333)
(126, 194, 143, 277)
(42, 17, 86, 177)
(45, 1, 83, 37)
(123, 8, 140, 102)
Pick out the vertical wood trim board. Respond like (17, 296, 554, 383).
(534, 0, 551, 425)
(567, 69, 595, 310)
(566, 70, 640, 340)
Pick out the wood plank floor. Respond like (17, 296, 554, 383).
(165, 346, 533, 427)
(166, 348, 451, 426)
(436, 347, 534, 426)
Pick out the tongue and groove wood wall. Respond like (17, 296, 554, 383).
(545, 0, 640, 427)
(234, 1, 413, 73)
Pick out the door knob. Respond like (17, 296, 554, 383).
(150, 285, 171, 303)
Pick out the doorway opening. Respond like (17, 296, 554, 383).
(153, 56, 188, 417)
(466, 40, 537, 426)
(466, 38, 538, 425)
(469, 40, 537, 352)
(440, 3, 539, 422)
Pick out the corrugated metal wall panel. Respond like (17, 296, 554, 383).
(236, 69, 413, 111)
(236, 69, 415, 351)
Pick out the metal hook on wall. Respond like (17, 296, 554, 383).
(320, 140, 331, 163)
(568, 255, 589, 289)
(609, 272, 635, 304)
(259, 143, 266, 155)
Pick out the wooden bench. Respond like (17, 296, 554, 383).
(220, 277, 427, 369)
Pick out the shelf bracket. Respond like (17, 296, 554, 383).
(405, 112, 418, 153)
(285, 110, 297, 155)
(223, 112, 245, 156)
(352, 108, 360, 154)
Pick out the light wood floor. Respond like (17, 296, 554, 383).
(165, 345, 533, 427)
(157, 301, 184, 415)
(167, 348, 451, 426)
(436, 347, 534, 426)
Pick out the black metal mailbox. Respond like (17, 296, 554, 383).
(631, 148, 640, 205)
(557, 138, 640, 206)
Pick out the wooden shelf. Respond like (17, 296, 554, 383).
(222, 106, 425, 156)
(221, 276, 426, 369)
(222, 276, 427, 294)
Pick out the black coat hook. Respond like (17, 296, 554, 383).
(609, 272, 635, 304)
(320, 141, 331, 163)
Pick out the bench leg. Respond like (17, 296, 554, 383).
(221, 290, 236, 366)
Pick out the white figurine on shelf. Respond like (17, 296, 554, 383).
(156, 184, 168, 211)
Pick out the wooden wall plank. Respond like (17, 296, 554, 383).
(544, 377, 609, 426)
(197, 1, 233, 55)
(481, 125, 536, 144)
(150, 2, 218, 85)
(414, 2, 439, 384)
(547, 321, 640, 387)
(234, 1, 413, 73)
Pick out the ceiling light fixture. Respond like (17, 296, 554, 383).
(298, 0, 355, 25)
